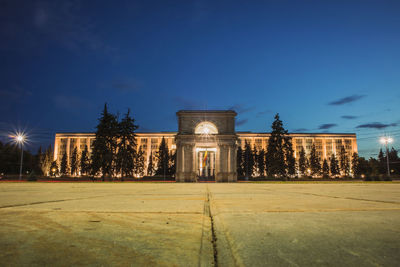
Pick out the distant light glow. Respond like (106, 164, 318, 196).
(380, 136, 393, 144)
(9, 131, 28, 146)
(195, 122, 218, 135)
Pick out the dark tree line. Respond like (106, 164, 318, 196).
(38, 104, 175, 179)
(237, 113, 400, 179)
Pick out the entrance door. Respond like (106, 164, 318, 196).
(197, 149, 215, 181)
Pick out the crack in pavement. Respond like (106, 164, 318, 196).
(205, 185, 218, 267)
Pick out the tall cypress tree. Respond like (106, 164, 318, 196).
(134, 146, 145, 177)
(237, 146, 244, 177)
(298, 147, 307, 177)
(40, 145, 53, 176)
(351, 152, 360, 177)
(309, 144, 321, 176)
(147, 151, 155, 176)
(284, 137, 296, 177)
(91, 103, 119, 179)
(116, 109, 138, 178)
(80, 145, 90, 176)
(70, 147, 79, 176)
(257, 149, 265, 177)
(60, 151, 69, 176)
(265, 114, 287, 177)
(169, 150, 176, 176)
(253, 145, 258, 177)
(339, 146, 350, 177)
(243, 141, 254, 178)
(330, 153, 340, 176)
(322, 159, 330, 178)
(155, 137, 169, 177)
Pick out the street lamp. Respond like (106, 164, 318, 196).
(11, 133, 26, 180)
(380, 136, 393, 177)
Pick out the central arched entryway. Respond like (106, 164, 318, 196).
(196, 147, 216, 181)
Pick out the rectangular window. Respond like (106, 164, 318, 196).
(306, 139, 313, 144)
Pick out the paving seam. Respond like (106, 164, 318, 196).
(0, 194, 117, 209)
(211, 208, 400, 215)
(286, 191, 400, 204)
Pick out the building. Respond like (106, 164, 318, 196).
(54, 110, 357, 181)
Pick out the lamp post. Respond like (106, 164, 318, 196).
(380, 136, 393, 177)
(15, 134, 25, 180)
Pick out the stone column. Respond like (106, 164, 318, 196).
(54, 137, 59, 161)
(66, 138, 71, 165)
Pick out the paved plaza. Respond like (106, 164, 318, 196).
(0, 182, 399, 266)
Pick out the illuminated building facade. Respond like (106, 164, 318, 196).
(54, 110, 357, 181)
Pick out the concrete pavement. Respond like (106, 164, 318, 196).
(0, 182, 399, 266)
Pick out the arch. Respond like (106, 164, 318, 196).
(195, 121, 218, 135)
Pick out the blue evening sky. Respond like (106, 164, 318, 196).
(0, 0, 399, 158)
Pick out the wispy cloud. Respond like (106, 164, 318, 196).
(112, 79, 142, 93)
(0, 85, 32, 99)
(256, 109, 271, 117)
(228, 104, 254, 114)
(236, 119, 248, 126)
(328, 95, 366, 105)
(293, 128, 308, 132)
(0, 0, 115, 54)
(356, 122, 397, 129)
(53, 95, 93, 112)
(318, 123, 337, 130)
(341, 115, 358, 120)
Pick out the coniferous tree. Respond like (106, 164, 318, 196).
(309, 144, 321, 176)
(257, 149, 265, 177)
(358, 157, 371, 177)
(265, 114, 287, 176)
(253, 145, 258, 176)
(80, 145, 90, 175)
(147, 151, 155, 176)
(388, 147, 400, 175)
(50, 160, 59, 176)
(339, 146, 350, 177)
(60, 151, 69, 176)
(243, 141, 254, 178)
(284, 137, 296, 177)
(134, 146, 145, 177)
(91, 103, 119, 179)
(330, 153, 340, 176)
(116, 109, 138, 178)
(169, 150, 176, 176)
(35, 146, 44, 175)
(70, 147, 79, 176)
(377, 149, 385, 175)
(155, 137, 170, 177)
(39, 145, 53, 176)
(351, 152, 360, 177)
(237, 146, 244, 177)
(298, 147, 307, 177)
(322, 159, 330, 178)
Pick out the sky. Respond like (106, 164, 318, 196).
(0, 0, 399, 158)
